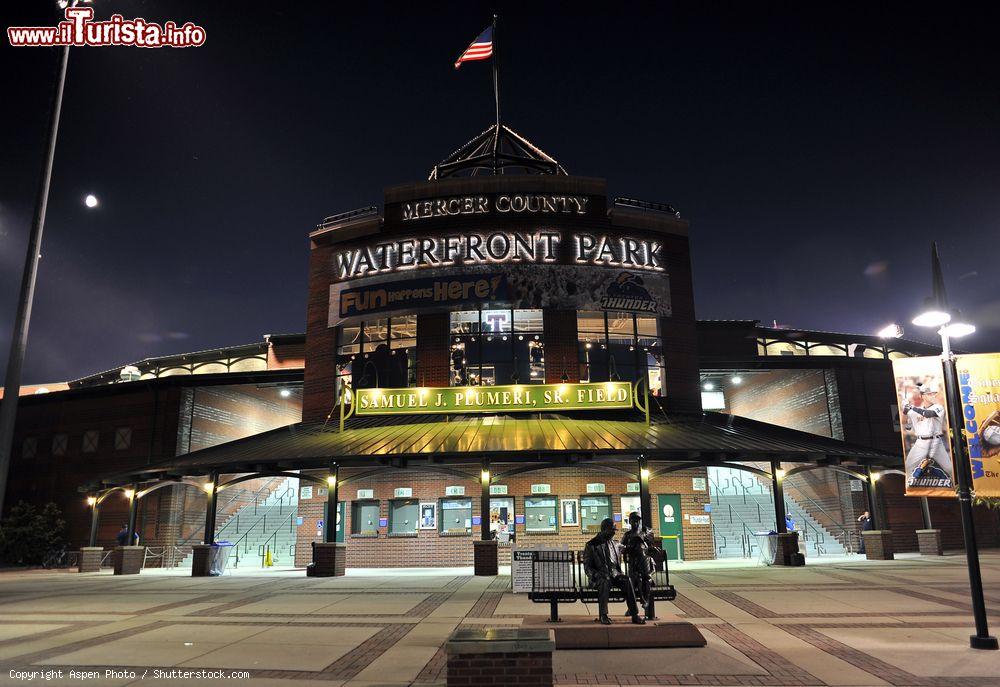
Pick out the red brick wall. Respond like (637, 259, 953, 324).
(303, 238, 338, 422)
(294, 464, 713, 567)
(543, 310, 579, 384)
(417, 313, 450, 387)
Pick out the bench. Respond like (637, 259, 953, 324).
(528, 550, 676, 622)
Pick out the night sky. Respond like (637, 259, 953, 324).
(2, 2, 999, 384)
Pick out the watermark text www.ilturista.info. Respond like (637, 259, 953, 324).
(8, 7, 206, 48)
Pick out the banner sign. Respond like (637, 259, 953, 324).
(955, 353, 1000, 497)
(353, 381, 633, 416)
(892, 356, 956, 497)
(339, 274, 506, 318)
(329, 263, 671, 326)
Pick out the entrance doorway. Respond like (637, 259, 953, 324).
(657, 493, 684, 560)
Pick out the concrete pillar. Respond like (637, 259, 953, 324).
(78, 547, 103, 573)
(917, 529, 944, 556)
(862, 530, 894, 560)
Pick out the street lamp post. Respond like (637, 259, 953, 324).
(910, 243, 997, 651)
(0, 1, 86, 516)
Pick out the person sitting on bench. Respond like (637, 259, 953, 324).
(583, 517, 645, 625)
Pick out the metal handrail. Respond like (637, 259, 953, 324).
(781, 481, 858, 553)
(257, 511, 297, 566)
(218, 485, 296, 541)
(177, 479, 287, 547)
(228, 489, 297, 567)
(711, 521, 729, 555)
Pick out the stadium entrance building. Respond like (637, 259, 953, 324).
(71, 124, 911, 575)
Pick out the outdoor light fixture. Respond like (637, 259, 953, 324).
(870, 472, 880, 482)
(327, 475, 337, 487)
(774, 468, 786, 480)
(202, 482, 214, 494)
(123, 489, 134, 500)
(912, 297, 951, 328)
(481, 470, 490, 483)
(942, 312, 976, 338)
(730, 376, 742, 385)
(640, 468, 650, 480)
(279, 388, 291, 398)
(703, 382, 714, 391)
(86, 496, 96, 506)
(877, 323, 904, 338)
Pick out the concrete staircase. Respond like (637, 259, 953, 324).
(708, 466, 847, 559)
(176, 477, 299, 569)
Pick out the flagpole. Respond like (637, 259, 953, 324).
(492, 12, 500, 175)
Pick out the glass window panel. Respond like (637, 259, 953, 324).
(440, 498, 473, 533)
(363, 319, 388, 353)
(389, 499, 418, 535)
(764, 340, 807, 356)
(390, 315, 417, 341)
(863, 347, 887, 359)
(513, 309, 543, 332)
(489, 497, 515, 538)
(338, 324, 361, 355)
(806, 343, 847, 357)
(351, 501, 380, 535)
(580, 496, 611, 534)
(577, 311, 606, 333)
(888, 350, 910, 360)
(524, 497, 558, 532)
(481, 309, 511, 334)
(451, 311, 480, 334)
(636, 315, 659, 338)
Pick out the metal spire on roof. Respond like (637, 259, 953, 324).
(428, 123, 567, 179)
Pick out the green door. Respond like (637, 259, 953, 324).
(323, 501, 346, 543)
(657, 494, 684, 560)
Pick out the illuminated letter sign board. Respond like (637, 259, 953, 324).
(353, 381, 634, 416)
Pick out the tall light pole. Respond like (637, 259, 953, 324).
(910, 243, 997, 651)
(0, 1, 84, 516)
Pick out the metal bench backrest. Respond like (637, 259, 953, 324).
(531, 550, 576, 593)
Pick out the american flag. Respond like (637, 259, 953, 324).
(454, 26, 493, 69)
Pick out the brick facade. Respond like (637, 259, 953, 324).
(294, 465, 713, 567)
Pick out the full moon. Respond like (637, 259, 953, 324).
(84, 194, 99, 208)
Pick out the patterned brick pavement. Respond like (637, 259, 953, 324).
(0, 554, 997, 686)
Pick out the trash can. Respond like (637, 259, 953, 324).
(752, 531, 778, 566)
(208, 541, 233, 576)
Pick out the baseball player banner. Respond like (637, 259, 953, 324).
(954, 353, 1000, 497)
(892, 356, 955, 497)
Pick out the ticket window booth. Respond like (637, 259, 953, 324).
(490, 497, 515, 543)
(620, 495, 642, 531)
(525, 497, 558, 533)
(351, 500, 380, 536)
(389, 499, 419, 536)
(580, 495, 612, 534)
(440, 498, 473, 534)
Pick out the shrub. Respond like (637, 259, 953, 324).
(0, 501, 66, 566)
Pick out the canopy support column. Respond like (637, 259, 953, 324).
(474, 457, 498, 576)
(114, 485, 143, 575)
(638, 455, 651, 529)
(325, 463, 340, 543)
(770, 462, 787, 533)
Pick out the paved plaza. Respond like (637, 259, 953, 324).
(1, 553, 999, 687)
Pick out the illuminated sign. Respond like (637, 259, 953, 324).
(402, 194, 589, 221)
(332, 231, 663, 280)
(353, 381, 634, 416)
(339, 274, 506, 318)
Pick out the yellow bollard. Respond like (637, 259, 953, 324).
(263, 549, 274, 567)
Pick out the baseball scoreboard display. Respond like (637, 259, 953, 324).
(892, 353, 1000, 498)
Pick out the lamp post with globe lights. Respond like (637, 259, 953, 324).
(906, 243, 997, 651)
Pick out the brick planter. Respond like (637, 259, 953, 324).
(191, 544, 213, 576)
(473, 539, 499, 576)
(113, 545, 144, 575)
(772, 532, 804, 566)
(446, 628, 555, 687)
(307, 542, 346, 577)
(78, 547, 103, 573)
(916, 529, 943, 556)
(862, 530, 894, 560)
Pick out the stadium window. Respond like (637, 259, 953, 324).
(81, 430, 99, 454)
(21, 437, 37, 460)
(576, 311, 664, 393)
(450, 309, 543, 386)
(338, 318, 416, 389)
(51, 433, 67, 457)
(114, 427, 132, 451)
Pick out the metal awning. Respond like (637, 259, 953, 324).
(93, 411, 900, 485)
